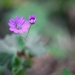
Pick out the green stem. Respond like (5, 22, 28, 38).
(25, 25, 31, 41)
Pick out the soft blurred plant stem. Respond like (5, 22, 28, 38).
(25, 25, 31, 41)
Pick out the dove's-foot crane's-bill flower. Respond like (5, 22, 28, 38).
(8, 16, 30, 34)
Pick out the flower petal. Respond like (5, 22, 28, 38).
(13, 29, 19, 33)
(21, 28, 28, 32)
(9, 28, 19, 33)
(9, 28, 14, 31)
(9, 19, 15, 25)
(20, 17, 25, 25)
(15, 16, 20, 23)
(22, 21, 30, 29)
(31, 14, 36, 18)
(19, 30, 24, 34)
(30, 19, 36, 24)
(11, 28, 19, 33)
(29, 14, 36, 20)
(8, 23, 15, 28)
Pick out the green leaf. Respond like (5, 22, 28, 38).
(0, 52, 13, 71)
(12, 57, 29, 75)
(12, 66, 25, 75)
(62, 68, 73, 75)
(0, 52, 13, 66)
(13, 57, 20, 67)
(23, 60, 33, 68)
(16, 35, 25, 50)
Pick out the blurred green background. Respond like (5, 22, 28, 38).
(0, 0, 75, 75)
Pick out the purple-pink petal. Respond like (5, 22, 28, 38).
(13, 29, 19, 33)
(15, 16, 20, 23)
(19, 30, 24, 34)
(9, 28, 15, 31)
(30, 20, 35, 24)
(29, 15, 36, 19)
(9, 19, 15, 25)
(31, 15, 36, 18)
(20, 17, 25, 25)
(22, 21, 30, 29)
(8, 23, 15, 28)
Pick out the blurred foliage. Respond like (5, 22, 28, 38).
(12, 57, 32, 75)
(62, 68, 73, 75)
(0, 0, 12, 9)
(0, 52, 13, 65)
(0, 34, 34, 74)
(12, 57, 25, 75)
(17, 35, 25, 50)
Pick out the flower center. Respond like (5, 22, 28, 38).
(16, 24, 22, 30)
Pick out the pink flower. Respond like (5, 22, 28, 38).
(8, 16, 30, 34)
(29, 15, 36, 24)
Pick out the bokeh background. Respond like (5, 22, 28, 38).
(0, 0, 75, 75)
